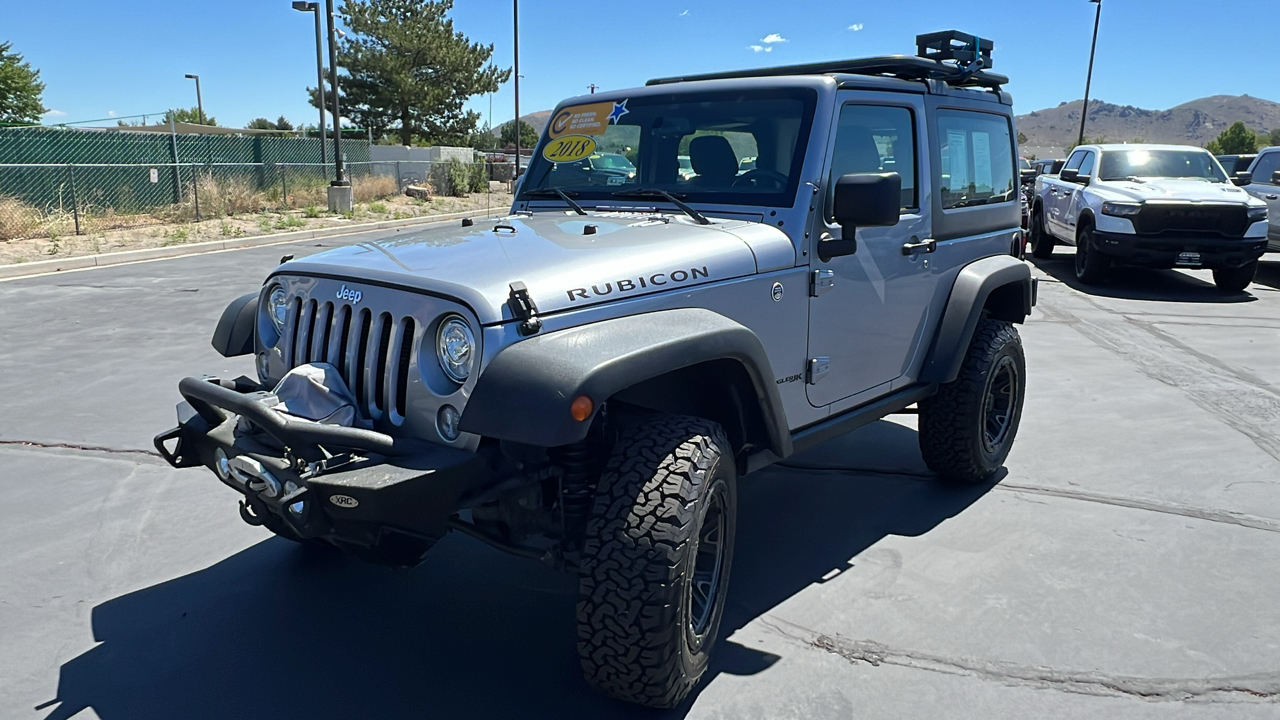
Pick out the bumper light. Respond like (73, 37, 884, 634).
(1248, 207, 1268, 224)
(437, 405, 462, 441)
(1101, 201, 1142, 218)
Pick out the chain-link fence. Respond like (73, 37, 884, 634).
(0, 125, 511, 242)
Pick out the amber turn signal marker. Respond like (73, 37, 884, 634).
(570, 395, 594, 422)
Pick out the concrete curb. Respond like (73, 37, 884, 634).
(0, 207, 503, 281)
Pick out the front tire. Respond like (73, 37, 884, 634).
(919, 319, 1026, 484)
(1074, 224, 1110, 284)
(1029, 205, 1054, 259)
(577, 416, 736, 708)
(1212, 261, 1257, 293)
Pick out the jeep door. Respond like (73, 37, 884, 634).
(1244, 149, 1280, 250)
(806, 94, 934, 407)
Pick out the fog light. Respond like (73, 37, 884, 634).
(214, 448, 231, 480)
(437, 405, 461, 441)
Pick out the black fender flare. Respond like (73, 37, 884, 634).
(211, 292, 257, 358)
(459, 308, 792, 455)
(919, 255, 1034, 385)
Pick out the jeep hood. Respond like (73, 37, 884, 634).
(279, 212, 796, 325)
(1096, 178, 1262, 205)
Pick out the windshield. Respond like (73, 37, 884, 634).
(521, 89, 817, 208)
(1099, 149, 1228, 182)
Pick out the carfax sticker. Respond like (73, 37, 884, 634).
(548, 100, 630, 138)
(543, 135, 597, 163)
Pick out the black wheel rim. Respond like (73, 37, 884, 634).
(1075, 235, 1088, 276)
(981, 356, 1018, 455)
(1030, 212, 1040, 249)
(689, 487, 726, 637)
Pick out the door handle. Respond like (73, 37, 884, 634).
(902, 238, 937, 256)
(1266, 194, 1278, 200)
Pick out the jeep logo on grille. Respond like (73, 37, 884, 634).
(336, 285, 363, 304)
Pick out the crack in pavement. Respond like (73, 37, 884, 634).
(760, 617, 1280, 703)
(0, 439, 162, 464)
(772, 464, 1280, 534)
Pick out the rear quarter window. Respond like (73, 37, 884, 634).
(936, 110, 1016, 209)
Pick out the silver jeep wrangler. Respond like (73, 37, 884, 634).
(156, 31, 1033, 708)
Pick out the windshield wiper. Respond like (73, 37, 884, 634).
(523, 187, 586, 215)
(611, 188, 711, 225)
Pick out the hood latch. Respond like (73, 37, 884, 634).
(508, 282, 543, 336)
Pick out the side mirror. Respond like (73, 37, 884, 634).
(824, 172, 902, 261)
(1059, 168, 1079, 183)
(1233, 171, 1253, 187)
(1020, 168, 1037, 184)
(1273, 170, 1280, 185)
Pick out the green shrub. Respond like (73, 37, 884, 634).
(368, 201, 388, 214)
(303, 205, 322, 218)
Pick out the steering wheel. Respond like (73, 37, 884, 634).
(732, 168, 788, 189)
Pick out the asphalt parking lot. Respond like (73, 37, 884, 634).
(2, 225, 1279, 719)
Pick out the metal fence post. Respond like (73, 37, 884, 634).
(395, 160, 402, 192)
(169, 118, 183, 204)
(281, 165, 289, 208)
(67, 164, 82, 235)
(193, 165, 201, 221)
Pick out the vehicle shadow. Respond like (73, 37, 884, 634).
(40, 420, 994, 720)
(1249, 257, 1280, 292)
(1030, 251, 1258, 303)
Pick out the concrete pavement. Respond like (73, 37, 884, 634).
(1, 232, 1277, 719)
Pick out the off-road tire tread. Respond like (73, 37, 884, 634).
(577, 416, 732, 709)
(919, 319, 1025, 484)
(1075, 224, 1109, 284)
(1029, 206, 1054, 259)
(1212, 261, 1257, 293)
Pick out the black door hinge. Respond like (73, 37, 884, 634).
(508, 281, 543, 336)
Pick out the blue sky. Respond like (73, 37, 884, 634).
(8, 0, 1279, 131)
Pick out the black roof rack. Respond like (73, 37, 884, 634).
(647, 30, 1007, 90)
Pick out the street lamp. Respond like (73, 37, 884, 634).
(292, 1, 327, 165)
(1078, 0, 1103, 147)
(323, 0, 352, 211)
(513, 0, 521, 177)
(183, 74, 204, 125)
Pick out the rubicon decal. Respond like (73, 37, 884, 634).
(566, 266, 710, 301)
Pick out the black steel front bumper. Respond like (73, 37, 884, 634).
(1091, 230, 1267, 269)
(154, 376, 500, 551)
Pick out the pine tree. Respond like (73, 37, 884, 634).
(1205, 122, 1258, 155)
(0, 41, 47, 124)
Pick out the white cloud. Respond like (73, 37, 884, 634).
(107, 110, 117, 117)
(748, 45, 773, 53)
(42, 109, 67, 117)
(679, 9, 689, 16)
(761, 33, 787, 44)
(847, 23, 864, 31)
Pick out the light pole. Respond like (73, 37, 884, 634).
(183, 74, 204, 124)
(324, 0, 353, 212)
(513, 0, 521, 178)
(1077, 0, 1103, 148)
(292, 1, 327, 165)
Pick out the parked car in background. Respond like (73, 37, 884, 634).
(1031, 158, 1065, 176)
(1241, 147, 1280, 251)
(677, 154, 696, 179)
(547, 152, 637, 187)
(737, 156, 757, 174)
(1028, 144, 1268, 291)
(1217, 154, 1257, 176)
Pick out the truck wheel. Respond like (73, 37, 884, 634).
(1029, 206, 1054, 259)
(1212, 261, 1257, 293)
(1074, 224, 1110, 284)
(918, 319, 1026, 484)
(577, 416, 736, 708)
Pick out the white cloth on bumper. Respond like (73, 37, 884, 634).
(269, 363, 371, 429)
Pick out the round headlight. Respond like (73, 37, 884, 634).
(436, 316, 475, 383)
(268, 285, 289, 333)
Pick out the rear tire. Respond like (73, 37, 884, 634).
(577, 416, 736, 708)
(1029, 206, 1054, 259)
(1074, 224, 1110, 284)
(918, 319, 1026, 484)
(1212, 261, 1257, 293)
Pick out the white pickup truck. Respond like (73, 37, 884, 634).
(1027, 144, 1269, 291)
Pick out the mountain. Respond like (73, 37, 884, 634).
(489, 110, 553, 137)
(1016, 95, 1280, 154)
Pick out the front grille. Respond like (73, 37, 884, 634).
(1133, 204, 1248, 237)
(284, 298, 418, 425)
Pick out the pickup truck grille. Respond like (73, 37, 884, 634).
(284, 298, 417, 424)
(1133, 204, 1248, 237)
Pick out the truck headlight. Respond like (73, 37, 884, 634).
(436, 315, 475, 383)
(1101, 201, 1142, 218)
(268, 285, 289, 333)
(1248, 206, 1268, 224)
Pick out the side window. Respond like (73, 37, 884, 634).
(937, 110, 1015, 209)
(827, 104, 917, 218)
(1078, 151, 1096, 178)
(1063, 150, 1087, 172)
(1253, 152, 1280, 185)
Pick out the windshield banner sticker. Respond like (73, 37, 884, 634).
(548, 100, 629, 138)
(543, 135, 597, 163)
